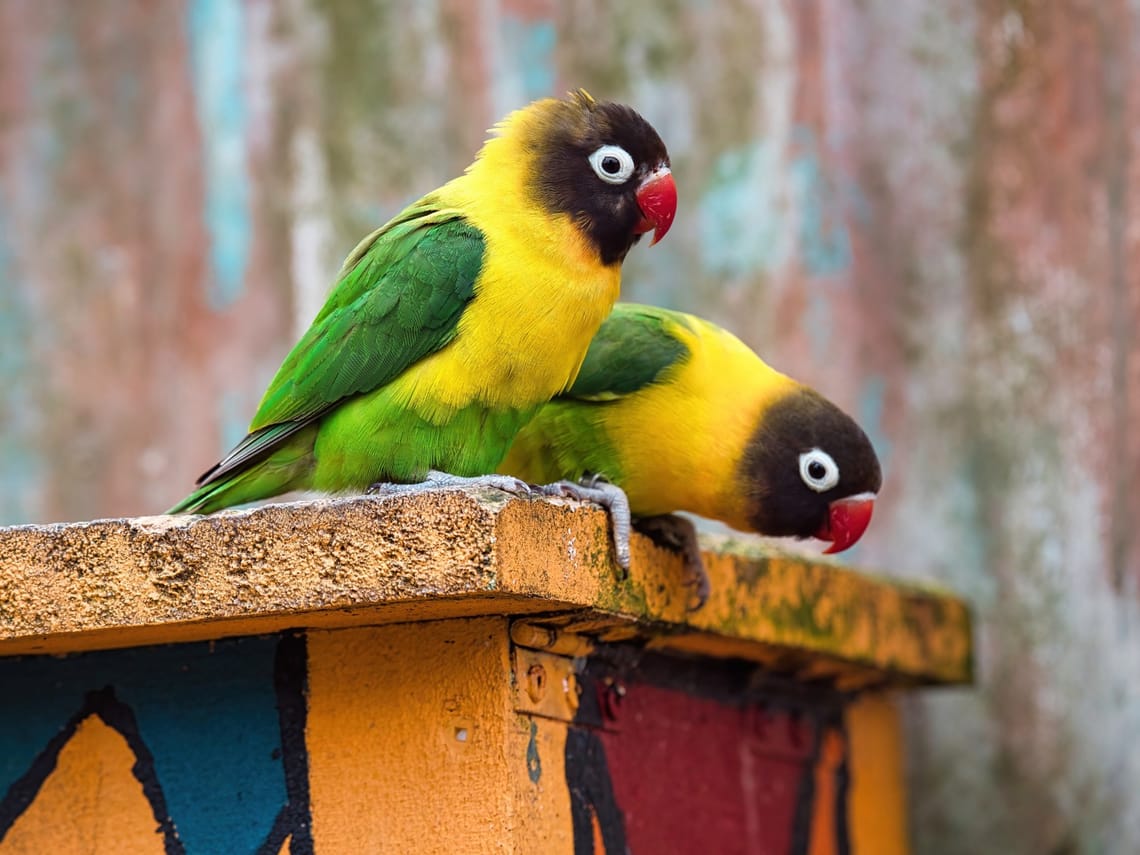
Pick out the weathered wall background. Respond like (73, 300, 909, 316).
(1, 0, 1138, 851)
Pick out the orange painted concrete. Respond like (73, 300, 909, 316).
(305, 618, 574, 855)
(0, 622, 917, 854)
(847, 693, 909, 855)
(808, 728, 846, 855)
(0, 497, 965, 853)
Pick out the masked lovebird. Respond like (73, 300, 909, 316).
(168, 91, 676, 517)
(499, 303, 882, 604)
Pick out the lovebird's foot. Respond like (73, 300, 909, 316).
(539, 476, 632, 573)
(632, 514, 710, 611)
(367, 470, 534, 498)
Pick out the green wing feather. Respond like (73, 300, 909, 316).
(496, 304, 694, 489)
(563, 303, 691, 401)
(196, 202, 484, 487)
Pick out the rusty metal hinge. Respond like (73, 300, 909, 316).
(510, 620, 593, 723)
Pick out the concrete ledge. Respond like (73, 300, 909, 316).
(0, 489, 972, 685)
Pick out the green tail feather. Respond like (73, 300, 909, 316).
(166, 480, 237, 515)
(166, 419, 324, 514)
(166, 470, 275, 514)
(166, 441, 314, 514)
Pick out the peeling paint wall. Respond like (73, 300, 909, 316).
(0, 1, 1137, 852)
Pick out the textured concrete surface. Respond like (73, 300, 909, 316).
(0, 490, 971, 685)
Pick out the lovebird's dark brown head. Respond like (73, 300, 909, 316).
(504, 90, 676, 265)
(740, 388, 882, 553)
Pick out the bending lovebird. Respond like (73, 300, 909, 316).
(168, 91, 675, 515)
(498, 303, 882, 603)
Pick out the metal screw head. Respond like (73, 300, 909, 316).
(526, 664, 547, 702)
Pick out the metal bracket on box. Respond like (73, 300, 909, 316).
(510, 620, 594, 723)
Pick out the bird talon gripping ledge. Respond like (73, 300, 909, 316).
(539, 479, 633, 573)
(367, 471, 535, 499)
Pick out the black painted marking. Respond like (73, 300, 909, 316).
(834, 722, 852, 855)
(526, 720, 542, 784)
(0, 633, 313, 855)
(565, 727, 627, 855)
(257, 632, 313, 855)
(0, 685, 186, 854)
(790, 711, 854, 855)
(260, 805, 293, 855)
(790, 713, 826, 855)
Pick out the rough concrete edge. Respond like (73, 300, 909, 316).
(0, 490, 974, 684)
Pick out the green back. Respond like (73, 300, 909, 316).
(197, 201, 484, 487)
(563, 303, 691, 401)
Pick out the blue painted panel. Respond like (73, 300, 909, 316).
(0, 636, 289, 854)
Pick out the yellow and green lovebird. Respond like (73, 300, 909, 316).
(499, 303, 882, 598)
(168, 92, 676, 515)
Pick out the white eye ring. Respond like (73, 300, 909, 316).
(799, 448, 839, 493)
(588, 145, 635, 185)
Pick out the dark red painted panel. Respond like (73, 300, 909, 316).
(600, 685, 821, 855)
(566, 653, 847, 855)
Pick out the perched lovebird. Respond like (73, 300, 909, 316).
(168, 91, 675, 516)
(499, 304, 882, 603)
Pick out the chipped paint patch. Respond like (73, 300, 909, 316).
(698, 127, 851, 281)
(787, 127, 852, 278)
(698, 140, 792, 277)
(496, 15, 557, 111)
(187, 0, 251, 309)
(217, 388, 250, 459)
(289, 127, 336, 339)
(858, 375, 893, 470)
(805, 290, 833, 363)
(0, 208, 43, 525)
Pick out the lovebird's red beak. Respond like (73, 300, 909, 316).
(633, 166, 677, 245)
(816, 492, 876, 554)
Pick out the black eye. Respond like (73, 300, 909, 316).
(808, 461, 827, 480)
(601, 156, 621, 174)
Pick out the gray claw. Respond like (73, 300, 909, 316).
(539, 477, 632, 572)
(632, 514, 710, 611)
